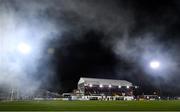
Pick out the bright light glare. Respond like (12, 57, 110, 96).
(18, 42, 31, 54)
(89, 84, 93, 87)
(150, 61, 160, 69)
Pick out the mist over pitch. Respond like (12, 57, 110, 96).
(0, 0, 60, 95)
(0, 0, 180, 95)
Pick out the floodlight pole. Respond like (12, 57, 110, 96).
(10, 88, 14, 101)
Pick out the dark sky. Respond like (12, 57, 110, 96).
(37, 0, 180, 96)
(1, 0, 180, 96)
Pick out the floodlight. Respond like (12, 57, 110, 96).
(99, 84, 103, 88)
(89, 84, 93, 87)
(109, 85, 112, 88)
(118, 85, 121, 88)
(17, 42, 31, 54)
(126, 86, 129, 89)
(150, 60, 160, 69)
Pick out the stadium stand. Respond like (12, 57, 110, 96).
(77, 77, 134, 100)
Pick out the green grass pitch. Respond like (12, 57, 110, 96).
(0, 100, 180, 111)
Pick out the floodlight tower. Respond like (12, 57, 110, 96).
(10, 88, 14, 101)
(10, 87, 19, 101)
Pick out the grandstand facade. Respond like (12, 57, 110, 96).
(78, 77, 134, 100)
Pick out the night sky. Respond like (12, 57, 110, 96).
(1, 0, 180, 96)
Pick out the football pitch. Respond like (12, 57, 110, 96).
(0, 100, 180, 111)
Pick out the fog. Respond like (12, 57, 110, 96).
(1, 0, 180, 96)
